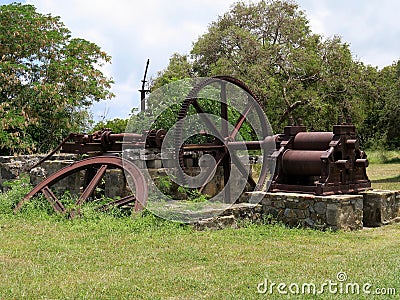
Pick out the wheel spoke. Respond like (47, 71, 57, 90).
(230, 100, 254, 140)
(97, 194, 137, 212)
(222, 153, 231, 202)
(77, 164, 108, 205)
(220, 81, 228, 137)
(230, 152, 257, 188)
(42, 186, 66, 213)
(15, 156, 148, 215)
(191, 99, 224, 140)
(198, 151, 226, 193)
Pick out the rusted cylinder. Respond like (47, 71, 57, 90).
(111, 133, 144, 142)
(282, 150, 325, 176)
(293, 132, 334, 150)
(227, 135, 278, 150)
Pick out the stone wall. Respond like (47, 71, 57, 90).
(240, 190, 399, 231)
(193, 203, 263, 230)
(361, 190, 400, 226)
(0, 154, 78, 192)
(260, 192, 364, 231)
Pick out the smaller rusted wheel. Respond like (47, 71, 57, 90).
(14, 156, 148, 216)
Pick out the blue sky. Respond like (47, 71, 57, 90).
(2, 0, 400, 122)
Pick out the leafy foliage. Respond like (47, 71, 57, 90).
(0, 3, 114, 154)
(151, 0, 399, 149)
(151, 53, 195, 90)
(92, 118, 128, 133)
(189, 0, 368, 132)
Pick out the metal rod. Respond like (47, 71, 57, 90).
(77, 164, 108, 205)
(220, 81, 228, 137)
(230, 99, 254, 140)
(139, 59, 150, 111)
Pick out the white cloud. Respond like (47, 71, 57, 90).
(298, 0, 400, 68)
(23, 0, 235, 121)
(4, 0, 399, 121)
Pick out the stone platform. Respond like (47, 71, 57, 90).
(220, 190, 399, 230)
(259, 192, 364, 231)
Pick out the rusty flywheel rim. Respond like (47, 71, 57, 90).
(174, 76, 273, 195)
(14, 156, 148, 215)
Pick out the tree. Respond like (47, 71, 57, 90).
(0, 3, 114, 154)
(153, 0, 371, 135)
(361, 61, 400, 149)
(151, 53, 194, 90)
(192, 0, 373, 132)
(92, 118, 128, 133)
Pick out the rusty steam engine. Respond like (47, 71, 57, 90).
(14, 76, 371, 216)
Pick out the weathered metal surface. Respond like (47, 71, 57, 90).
(270, 120, 371, 195)
(15, 156, 148, 216)
(292, 132, 334, 150)
(16, 76, 372, 216)
(282, 150, 326, 176)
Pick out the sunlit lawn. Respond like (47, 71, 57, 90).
(0, 214, 399, 299)
(368, 163, 400, 191)
(0, 160, 398, 299)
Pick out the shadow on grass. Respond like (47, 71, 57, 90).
(371, 175, 400, 183)
(383, 157, 400, 164)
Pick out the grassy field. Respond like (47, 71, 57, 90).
(367, 150, 400, 191)
(0, 157, 399, 299)
(0, 213, 399, 299)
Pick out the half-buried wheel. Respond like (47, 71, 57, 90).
(14, 156, 148, 216)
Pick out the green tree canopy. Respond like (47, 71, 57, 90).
(153, 0, 381, 139)
(190, 0, 372, 132)
(0, 3, 114, 154)
(360, 61, 400, 149)
(92, 118, 128, 133)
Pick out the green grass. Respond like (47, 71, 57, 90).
(366, 150, 400, 191)
(0, 160, 399, 299)
(366, 150, 400, 164)
(0, 214, 399, 299)
(368, 163, 400, 191)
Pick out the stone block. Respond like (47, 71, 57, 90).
(241, 191, 268, 204)
(326, 203, 339, 226)
(295, 209, 308, 219)
(40, 160, 81, 196)
(361, 190, 400, 226)
(146, 160, 162, 169)
(192, 203, 263, 230)
(314, 202, 327, 215)
(104, 169, 130, 199)
(262, 192, 363, 231)
(194, 215, 237, 230)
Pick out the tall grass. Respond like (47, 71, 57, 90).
(366, 150, 400, 164)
